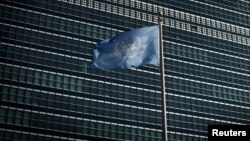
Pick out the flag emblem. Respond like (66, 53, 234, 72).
(113, 36, 141, 59)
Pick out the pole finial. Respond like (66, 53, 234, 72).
(158, 11, 163, 22)
(158, 11, 163, 16)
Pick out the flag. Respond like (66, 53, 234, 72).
(90, 25, 159, 69)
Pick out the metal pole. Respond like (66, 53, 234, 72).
(158, 11, 168, 141)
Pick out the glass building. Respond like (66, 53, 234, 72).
(0, 0, 249, 140)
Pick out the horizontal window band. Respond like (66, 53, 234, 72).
(167, 107, 249, 126)
(0, 58, 160, 92)
(168, 93, 250, 114)
(163, 30, 249, 56)
(0, 101, 162, 130)
(1, 105, 162, 132)
(167, 69, 250, 94)
(0, 128, 81, 141)
(0, 98, 161, 126)
(165, 40, 250, 62)
(168, 126, 206, 137)
(0, 77, 161, 110)
(1, 83, 161, 113)
(0, 122, 123, 141)
(191, 0, 249, 17)
(167, 53, 250, 78)
(167, 89, 250, 110)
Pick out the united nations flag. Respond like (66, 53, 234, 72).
(90, 25, 159, 69)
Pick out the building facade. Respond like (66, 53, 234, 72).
(0, 0, 249, 141)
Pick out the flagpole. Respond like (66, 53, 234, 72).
(158, 12, 168, 141)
